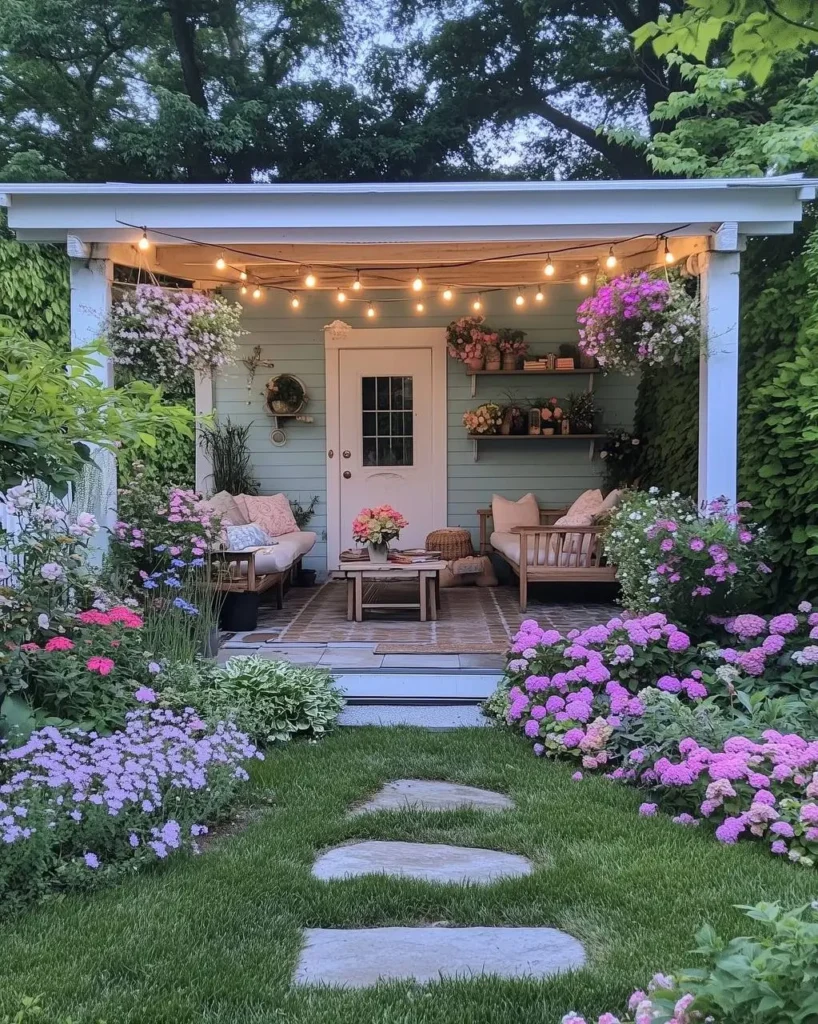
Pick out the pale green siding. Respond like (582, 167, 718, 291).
(212, 287, 638, 571)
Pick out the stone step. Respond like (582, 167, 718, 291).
(313, 840, 531, 884)
(350, 779, 513, 814)
(294, 926, 586, 987)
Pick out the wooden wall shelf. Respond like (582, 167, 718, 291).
(466, 432, 605, 462)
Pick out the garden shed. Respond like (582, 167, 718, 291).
(1, 177, 814, 574)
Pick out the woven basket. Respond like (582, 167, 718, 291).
(425, 527, 473, 561)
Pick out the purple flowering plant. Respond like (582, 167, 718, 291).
(576, 271, 699, 375)
(0, 705, 261, 908)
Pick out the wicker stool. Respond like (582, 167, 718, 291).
(425, 527, 473, 561)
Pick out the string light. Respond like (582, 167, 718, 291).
(352, 271, 362, 291)
(215, 252, 226, 270)
(606, 247, 617, 269)
(336, 288, 347, 304)
(366, 302, 376, 318)
(240, 284, 248, 296)
(472, 294, 483, 312)
(411, 270, 424, 292)
(663, 238, 676, 264)
(252, 286, 262, 300)
(304, 268, 317, 287)
(535, 288, 545, 303)
(239, 270, 248, 281)
(415, 300, 425, 313)
(442, 286, 454, 302)
(515, 288, 525, 307)
(543, 256, 555, 277)
(579, 272, 590, 287)
(289, 292, 300, 309)
(137, 228, 150, 252)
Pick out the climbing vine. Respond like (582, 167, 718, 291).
(0, 215, 69, 348)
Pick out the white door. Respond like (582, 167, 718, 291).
(338, 348, 435, 552)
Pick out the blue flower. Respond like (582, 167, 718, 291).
(142, 579, 158, 590)
(165, 577, 182, 588)
(154, 544, 167, 552)
(171, 558, 186, 568)
(190, 557, 205, 567)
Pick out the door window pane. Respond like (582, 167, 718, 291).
(361, 375, 414, 466)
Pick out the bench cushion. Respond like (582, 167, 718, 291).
(246, 531, 317, 575)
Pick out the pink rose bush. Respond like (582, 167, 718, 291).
(0, 705, 261, 907)
(351, 504, 408, 545)
(445, 315, 501, 363)
(577, 271, 699, 374)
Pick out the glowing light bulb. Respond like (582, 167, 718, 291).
(336, 289, 347, 304)
(579, 272, 590, 287)
(352, 272, 362, 291)
(239, 270, 248, 281)
(535, 288, 545, 303)
(472, 294, 483, 312)
(544, 256, 555, 277)
(304, 268, 317, 288)
(252, 286, 262, 300)
(442, 286, 453, 302)
(415, 301, 425, 313)
(663, 238, 675, 264)
(411, 270, 424, 292)
(137, 229, 150, 252)
(366, 302, 376, 318)
(240, 284, 248, 296)
(515, 289, 525, 307)
(290, 292, 301, 309)
(605, 247, 617, 269)
(215, 252, 226, 270)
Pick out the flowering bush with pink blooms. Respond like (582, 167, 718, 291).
(445, 316, 500, 363)
(351, 504, 408, 546)
(604, 488, 769, 632)
(577, 271, 699, 374)
(561, 901, 818, 1024)
(0, 703, 261, 910)
(109, 284, 242, 387)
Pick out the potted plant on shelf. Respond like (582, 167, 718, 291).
(540, 397, 563, 435)
(567, 391, 600, 434)
(463, 403, 503, 435)
(445, 316, 498, 370)
(497, 328, 529, 370)
(352, 505, 409, 562)
(266, 374, 306, 414)
(484, 342, 502, 371)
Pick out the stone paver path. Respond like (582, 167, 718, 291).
(351, 778, 513, 814)
(294, 926, 586, 987)
(313, 840, 532, 884)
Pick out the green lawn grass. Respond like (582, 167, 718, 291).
(2, 726, 816, 1024)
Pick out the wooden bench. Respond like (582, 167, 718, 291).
(478, 506, 617, 611)
(213, 548, 303, 609)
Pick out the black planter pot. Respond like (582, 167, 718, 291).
(219, 592, 260, 632)
(297, 568, 317, 587)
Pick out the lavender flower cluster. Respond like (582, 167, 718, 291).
(0, 705, 262, 904)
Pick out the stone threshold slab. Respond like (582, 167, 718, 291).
(313, 840, 531, 884)
(350, 779, 512, 813)
(294, 926, 585, 987)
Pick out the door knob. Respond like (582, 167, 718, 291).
(342, 450, 351, 458)
(343, 470, 352, 479)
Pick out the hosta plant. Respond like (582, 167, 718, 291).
(160, 656, 345, 744)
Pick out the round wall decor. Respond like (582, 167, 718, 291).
(265, 373, 307, 416)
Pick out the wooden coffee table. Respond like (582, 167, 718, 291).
(336, 561, 447, 622)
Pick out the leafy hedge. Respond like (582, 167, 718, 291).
(0, 216, 68, 348)
(634, 215, 818, 602)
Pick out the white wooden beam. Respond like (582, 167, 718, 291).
(698, 249, 741, 508)
(195, 372, 214, 495)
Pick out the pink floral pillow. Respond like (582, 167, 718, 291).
(238, 493, 298, 538)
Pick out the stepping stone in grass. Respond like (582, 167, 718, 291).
(350, 779, 514, 815)
(312, 840, 532, 884)
(294, 926, 585, 987)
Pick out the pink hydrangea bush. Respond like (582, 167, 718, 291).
(445, 316, 500, 363)
(0, 704, 261, 907)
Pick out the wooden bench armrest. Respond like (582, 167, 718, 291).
(510, 524, 606, 535)
(214, 547, 259, 590)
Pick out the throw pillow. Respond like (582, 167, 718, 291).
(201, 490, 247, 526)
(492, 492, 540, 533)
(551, 512, 596, 564)
(595, 489, 622, 521)
(225, 523, 276, 550)
(566, 488, 604, 518)
(241, 493, 299, 538)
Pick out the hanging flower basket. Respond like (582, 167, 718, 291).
(265, 374, 306, 415)
(109, 285, 243, 386)
(576, 272, 699, 375)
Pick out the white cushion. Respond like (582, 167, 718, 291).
(490, 531, 552, 567)
(491, 493, 540, 533)
(245, 531, 317, 574)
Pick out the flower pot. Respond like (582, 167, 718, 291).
(270, 399, 301, 415)
(485, 357, 502, 371)
(219, 592, 260, 632)
(367, 541, 390, 563)
(502, 353, 519, 370)
(296, 567, 317, 586)
(465, 355, 485, 370)
(542, 426, 555, 436)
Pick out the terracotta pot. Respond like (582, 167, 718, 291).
(465, 355, 485, 370)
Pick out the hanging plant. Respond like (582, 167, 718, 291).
(576, 272, 699, 375)
(109, 284, 243, 386)
(266, 373, 306, 414)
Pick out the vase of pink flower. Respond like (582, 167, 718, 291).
(497, 328, 528, 370)
(352, 504, 409, 562)
(446, 316, 498, 370)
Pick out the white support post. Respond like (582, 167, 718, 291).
(69, 249, 116, 553)
(697, 247, 741, 509)
(195, 371, 214, 495)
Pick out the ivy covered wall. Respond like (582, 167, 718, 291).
(633, 215, 818, 602)
(0, 216, 68, 348)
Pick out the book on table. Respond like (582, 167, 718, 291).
(389, 549, 441, 564)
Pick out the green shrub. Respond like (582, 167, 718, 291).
(160, 656, 345, 744)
